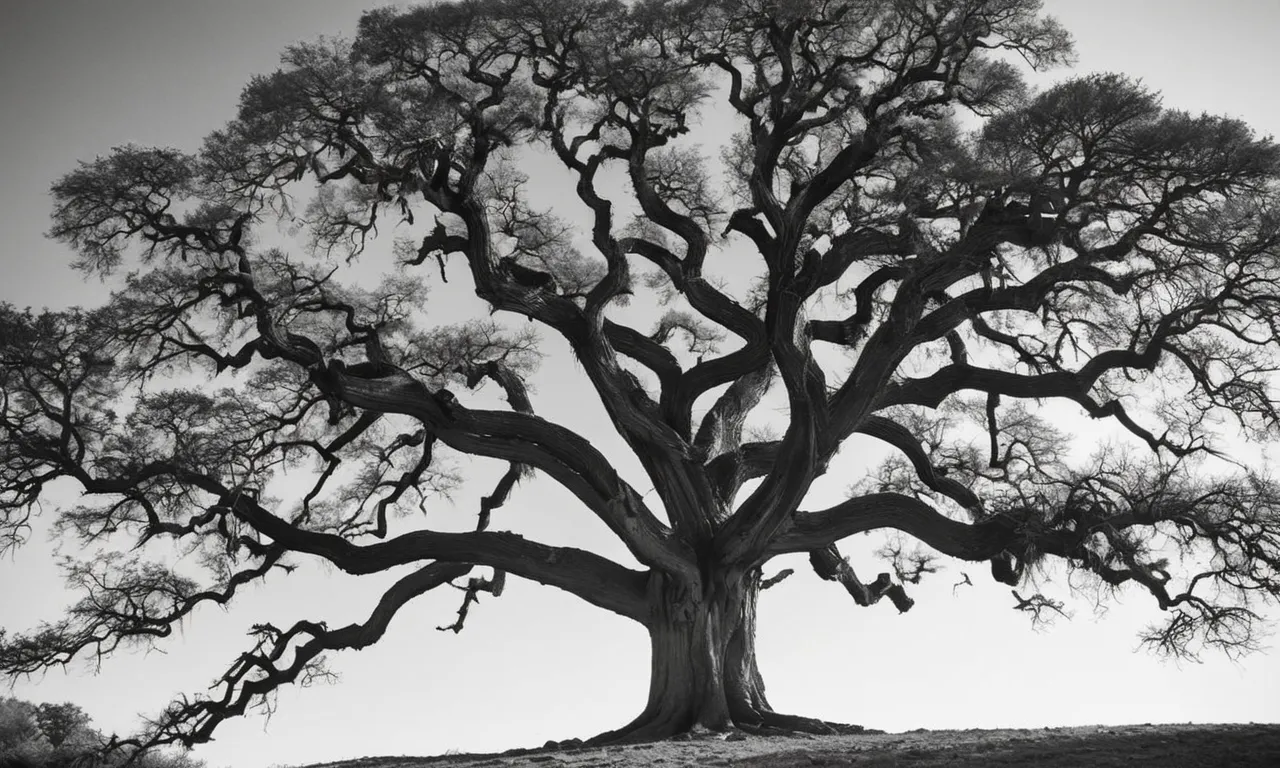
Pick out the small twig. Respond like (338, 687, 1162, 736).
(1010, 589, 1069, 627)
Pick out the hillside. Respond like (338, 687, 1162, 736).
(300, 723, 1280, 768)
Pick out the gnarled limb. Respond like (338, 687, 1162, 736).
(103, 562, 473, 759)
(321, 364, 694, 577)
(771, 492, 1019, 563)
(439, 569, 507, 634)
(810, 545, 914, 613)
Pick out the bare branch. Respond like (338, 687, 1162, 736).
(809, 545, 914, 613)
(1010, 589, 1070, 628)
(439, 569, 507, 634)
(759, 568, 794, 591)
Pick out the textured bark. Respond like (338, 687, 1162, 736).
(591, 568, 840, 745)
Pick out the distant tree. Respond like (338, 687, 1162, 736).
(0, 698, 48, 765)
(0, 698, 200, 768)
(3, 0, 1280, 758)
(32, 704, 89, 751)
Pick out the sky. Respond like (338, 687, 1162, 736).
(2, 1, 1280, 767)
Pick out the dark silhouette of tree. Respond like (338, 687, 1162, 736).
(3, 0, 1280, 758)
(31, 704, 89, 751)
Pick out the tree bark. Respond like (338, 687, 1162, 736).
(590, 568, 855, 745)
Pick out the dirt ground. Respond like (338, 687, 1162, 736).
(304, 723, 1280, 768)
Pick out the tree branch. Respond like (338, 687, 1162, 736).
(772, 492, 1017, 560)
(809, 544, 914, 613)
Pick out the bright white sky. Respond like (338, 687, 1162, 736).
(1, 2, 1279, 768)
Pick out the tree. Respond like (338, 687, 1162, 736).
(2, 0, 1280, 758)
(0, 698, 47, 764)
(0, 697, 202, 768)
(32, 704, 90, 751)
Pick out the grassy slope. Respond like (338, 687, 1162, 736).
(300, 724, 1280, 768)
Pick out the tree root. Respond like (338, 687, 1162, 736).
(741, 709, 878, 736)
(586, 707, 878, 747)
(585, 707, 696, 746)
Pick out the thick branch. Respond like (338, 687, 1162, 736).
(322, 364, 694, 576)
(772, 492, 1017, 560)
(856, 416, 981, 509)
(223, 492, 649, 622)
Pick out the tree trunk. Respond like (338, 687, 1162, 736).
(589, 568, 848, 745)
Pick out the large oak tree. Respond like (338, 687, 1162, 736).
(3, 0, 1280, 758)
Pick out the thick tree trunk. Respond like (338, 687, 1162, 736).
(589, 568, 856, 745)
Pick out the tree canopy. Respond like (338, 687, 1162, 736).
(3, 0, 1280, 758)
